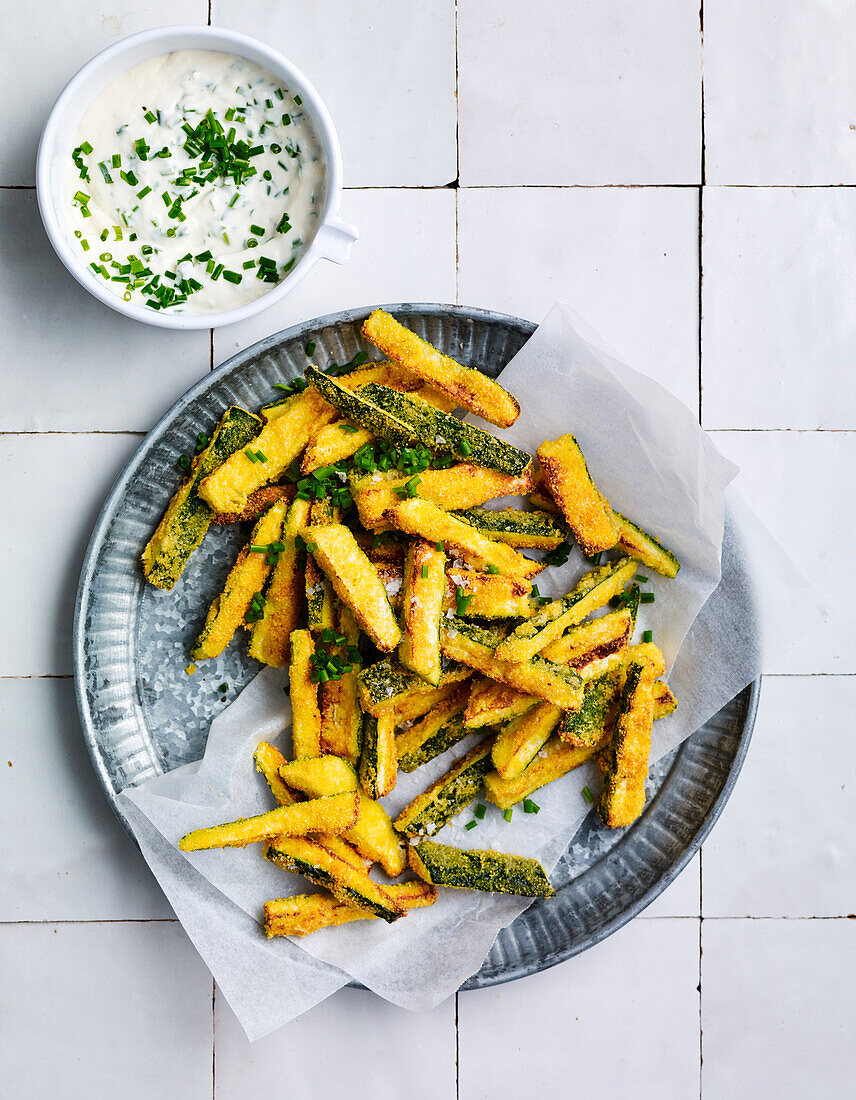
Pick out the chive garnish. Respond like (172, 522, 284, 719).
(582, 786, 594, 805)
(421, 564, 429, 579)
(637, 575, 649, 583)
(642, 630, 653, 643)
(465, 820, 478, 830)
(305, 341, 316, 355)
(503, 809, 513, 822)
(641, 592, 655, 604)
(474, 804, 486, 820)
(523, 798, 540, 814)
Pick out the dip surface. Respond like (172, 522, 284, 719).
(64, 49, 325, 314)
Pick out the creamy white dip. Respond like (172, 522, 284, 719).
(64, 50, 325, 314)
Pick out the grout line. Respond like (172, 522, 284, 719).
(212, 979, 216, 1100)
(698, 185, 703, 426)
(698, 0, 705, 430)
(8, 181, 856, 193)
(0, 918, 178, 925)
(455, 990, 460, 1100)
(2, 914, 853, 927)
(0, 430, 146, 437)
(699, 912, 704, 1099)
(4, 427, 852, 439)
(0, 674, 72, 680)
(698, 788, 704, 1096)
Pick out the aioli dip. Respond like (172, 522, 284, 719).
(64, 50, 325, 314)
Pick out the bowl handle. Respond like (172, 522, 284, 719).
(316, 217, 359, 264)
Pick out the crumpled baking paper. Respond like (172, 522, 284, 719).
(120, 301, 825, 1040)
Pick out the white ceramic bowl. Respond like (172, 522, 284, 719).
(36, 25, 357, 330)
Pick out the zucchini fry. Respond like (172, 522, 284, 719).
(279, 753, 406, 876)
(451, 507, 566, 550)
(352, 465, 532, 530)
(178, 791, 360, 851)
(409, 841, 554, 898)
(537, 434, 619, 556)
(209, 484, 294, 526)
(361, 309, 520, 428)
(359, 704, 398, 799)
(289, 629, 322, 759)
(528, 469, 561, 516)
(361, 384, 531, 477)
(598, 648, 663, 828)
(653, 680, 677, 718)
(263, 880, 437, 937)
(247, 497, 311, 666)
(199, 388, 335, 514)
(142, 406, 262, 589)
(614, 512, 681, 578)
(484, 737, 601, 810)
(463, 678, 539, 730)
(541, 603, 634, 680)
(444, 569, 533, 620)
(557, 671, 621, 748)
(265, 837, 403, 922)
(304, 499, 339, 633)
(394, 736, 495, 837)
(254, 741, 368, 870)
(191, 499, 290, 660)
(319, 604, 364, 764)
(357, 657, 471, 717)
(399, 539, 446, 686)
(386, 498, 543, 579)
(491, 702, 564, 780)
(395, 681, 471, 772)
(440, 618, 583, 710)
(302, 421, 374, 473)
(302, 523, 402, 652)
(494, 557, 637, 663)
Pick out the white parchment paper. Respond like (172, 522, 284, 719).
(120, 302, 826, 1039)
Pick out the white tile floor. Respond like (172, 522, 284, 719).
(1, 2, 852, 1097)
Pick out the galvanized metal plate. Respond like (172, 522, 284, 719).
(73, 303, 758, 989)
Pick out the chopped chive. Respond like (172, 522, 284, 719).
(457, 439, 473, 457)
(465, 820, 478, 831)
(503, 808, 513, 822)
(486, 564, 499, 574)
(435, 541, 444, 552)
(144, 110, 157, 124)
(136, 185, 152, 199)
(111, 153, 121, 168)
(523, 798, 540, 814)
(421, 564, 429, 579)
(250, 223, 265, 237)
(223, 270, 242, 284)
(80, 140, 93, 155)
(582, 786, 594, 805)
(642, 630, 653, 643)
(474, 804, 486, 820)
(293, 94, 302, 105)
(637, 575, 649, 583)
(305, 341, 316, 356)
(641, 592, 655, 604)
(340, 424, 358, 433)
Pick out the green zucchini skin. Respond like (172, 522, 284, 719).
(357, 655, 465, 713)
(358, 714, 382, 800)
(394, 738, 495, 837)
(410, 840, 554, 897)
(558, 670, 620, 748)
(398, 712, 470, 773)
(444, 617, 584, 698)
(304, 366, 414, 445)
(141, 406, 261, 589)
(265, 841, 401, 922)
(614, 512, 681, 578)
(451, 507, 566, 548)
(361, 384, 531, 477)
